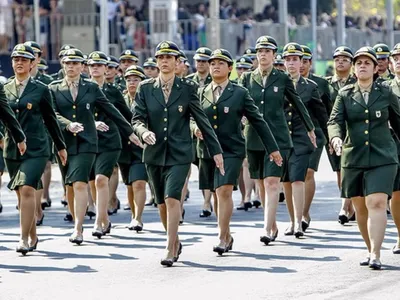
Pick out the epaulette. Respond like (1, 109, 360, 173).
(49, 79, 63, 85)
(341, 84, 354, 91)
(325, 76, 333, 82)
(141, 77, 155, 85)
(305, 77, 317, 87)
(182, 77, 198, 87)
(83, 78, 92, 82)
(186, 73, 195, 79)
(379, 80, 390, 88)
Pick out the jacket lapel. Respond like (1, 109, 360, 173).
(20, 78, 37, 99)
(351, 84, 367, 108)
(366, 83, 381, 107)
(251, 69, 263, 88)
(58, 80, 74, 103)
(152, 78, 167, 107)
(216, 82, 233, 104)
(202, 83, 214, 104)
(7, 79, 18, 99)
(166, 77, 182, 107)
(390, 80, 400, 98)
(75, 78, 89, 103)
(295, 76, 307, 96)
(264, 69, 279, 89)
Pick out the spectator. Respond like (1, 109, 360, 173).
(0, 0, 14, 53)
(194, 3, 207, 46)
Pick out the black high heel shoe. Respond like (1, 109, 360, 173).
(302, 219, 310, 232)
(252, 199, 262, 208)
(369, 259, 382, 270)
(102, 222, 112, 235)
(86, 208, 96, 220)
(64, 213, 73, 222)
(173, 242, 183, 262)
(244, 202, 252, 211)
(359, 257, 370, 266)
(279, 192, 285, 202)
(36, 214, 44, 226)
(294, 231, 304, 238)
(271, 230, 279, 242)
(160, 257, 174, 267)
(338, 214, 349, 225)
(61, 199, 68, 206)
(199, 209, 212, 218)
(16, 242, 29, 256)
(179, 209, 185, 225)
(92, 228, 104, 239)
(260, 235, 271, 246)
(0, 203, 3, 214)
(28, 238, 39, 252)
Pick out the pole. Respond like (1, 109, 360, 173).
(311, 0, 317, 58)
(386, 0, 394, 49)
(336, 0, 345, 46)
(209, 0, 220, 49)
(34, 0, 40, 43)
(100, 0, 109, 54)
(279, 0, 288, 45)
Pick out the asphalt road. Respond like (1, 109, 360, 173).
(1, 152, 400, 300)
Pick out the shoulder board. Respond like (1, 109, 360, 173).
(34, 79, 47, 87)
(141, 78, 155, 85)
(304, 78, 317, 86)
(341, 84, 354, 91)
(49, 79, 63, 85)
(325, 76, 333, 81)
(186, 73, 195, 79)
(379, 80, 391, 88)
(183, 77, 198, 87)
(83, 78, 92, 83)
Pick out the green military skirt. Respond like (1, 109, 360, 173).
(326, 145, 341, 172)
(199, 157, 243, 192)
(89, 150, 121, 180)
(146, 164, 190, 205)
(308, 147, 324, 171)
(341, 164, 397, 199)
(5, 157, 47, 190)
(247, 149, 290, 180)
(282, 152, 310, 183)
(61, 153, 96, 185)
(119, 161, 148, 185)
(393, 158, 400, 192)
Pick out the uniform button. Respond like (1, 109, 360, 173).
(261, 101, 264, 104)
(73, 105, 76, 109)
(365, 130, 368, 134)
(213, 116, 217, 119)
(128, 141, 131, 144)
(213, 125, 218, 129)
(365, 109, 368, 113)
(95, 113, 98, 117)
(261, 89, 265, 92)
(72, 114, 76, 118)
(365, 141, 369, 145)
(16, 99, 19, 103)
(289, 130, 292, 134)
(289, 103, 292, 107)
(213, 106, 217, 110)
(16, 109, 19, 113)
(288, 122, 291, 125)
(164, 108, 167, 112)
(365, 120, 369, 124)
(164, 127, 167, 131)
(288, 112, 292, 116)
(164, 118, 167, 122)
(73, 133, 77, 136)
(164, 137, 167, 141)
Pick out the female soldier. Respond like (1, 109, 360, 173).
(132, 41, 224, 267)
(4, 44, 66, 254)
(120, 65, 148, 231)
(143, 57, 159, 79)
(196, 49, 282, 253)
(281, 43, 328, 237)
(387, 43, 400, 254)
(328, 46, 400, 270)
(87, 51, 133, 237)
(49, 48, 141, 245)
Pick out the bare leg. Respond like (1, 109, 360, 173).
(263, 176, 280, 236)
(109, 167, 119, 210)
(132, 180, 147, 225)
(127, 185, 135, 218)
(390, 191, 400, 248)
(215, 185, 234, 246)
(283, 182, 294, 232)
(19, 186, 36, 245)
(303, 168, 315, 222)
(164, 198, 181, 260)
(42, 161, 52, 203)
(35, 189, 44, 223)
(66, 185, 75, 220)
(292, 181, 305, 233)
(94, 175, 110, 230)
(258, 179, 266, 208)
(352, 197, 371, 254)
(238, 167, 245, 205)
(72, 182, 88, 234)
(158, 203, 167, 231)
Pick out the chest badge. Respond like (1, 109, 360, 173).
(274, 86, 278, 93)
(224, 107, 229, 113)
(86, 103, 90, 110)
(27, 103, 32, 110)
(376, 110, 381, 118)
(178, 105, 183, 113)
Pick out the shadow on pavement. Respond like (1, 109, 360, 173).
(0, 264, 97, 274)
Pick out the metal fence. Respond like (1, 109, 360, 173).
(0, 5, 398, 63)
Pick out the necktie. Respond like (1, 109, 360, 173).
(17, 82, 24, 97)
(199, 79, 205, 88)
(162, 83, 170, 103)
(292, 79, 297, 90)
(362, 91, 369, 105)
(214, 86, 222, 102)
(70, 81, 78, 101)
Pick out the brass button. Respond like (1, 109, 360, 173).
(365, 130, 368, 134)
(16, 109, 19, 113)
(95, 113, 98, 117)
(73, 105, 76, 109)
(128, 141, 131, 144)
(365, 120, 369, 124)
(288, 122, 291, 125)
(164, 137, 167, 141)
(289, 130, 292, 134)
(289, 103, 292, 107)
(73, 133, 77, 136)
(261, 89, 265, 92)
(213, 125, 218, 129)
(365, 109, 368, 113)
(365, 141, 369, 145)
(288, 112, 292, 116)
(164, 108, 167, 112)
(261, 101, 264, 104)
(213, 116, 217, 119)
(164, 118, 167, 122)
(213, 106, 217, 110)
(164, 127, 167, 131)
(72, 114, 76, 118)
(16, 99, 19, 103)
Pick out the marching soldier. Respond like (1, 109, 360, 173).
(326, 46, 357, 225)
(4, 44, 66, 255)
(373, 43, 394, 82)
(281, 43, 328, 237)
(328, 46, 400, 270)
(49, 48, 140, 245)
(50, 44, 76, 80)
(115, 49, 139, 93)
(386, 43, 400, 254)
(105, 56, 120, 84)
(273, 53, 286, 72)
(132, 41, 224, 267)
(37, 58, 48, 75)
(239, 35, 315, 245)
(235, 56, 253, 80)
(120, 65, 148, 231)
(195, 48, 282, 254)
(300, 45, 332, 231)
(143, 57, 159, 79)
(243, 47, 258, 70)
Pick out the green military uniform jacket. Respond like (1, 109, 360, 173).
(384, 78, 400, 155)
(197, 81, 279, 159)
(308, 73, 332, 115)
(51, 69, 88, 81)
(132, 76, 223, 166)
(0, 83, 25, 144)
(328, 81, 400, 168)
(4, 78, 65, 160)
(49, 77, 134, 156)
(94, 82, 132, 152)
(376, 70, 395, 84)
(186, 72, 212, 87)
(114, 75, 126, 92)
(286, 77, 329, 155)
(326, 74, 357, 104)
(34, 71, 53, 85)
(239, 68, 314, 151)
